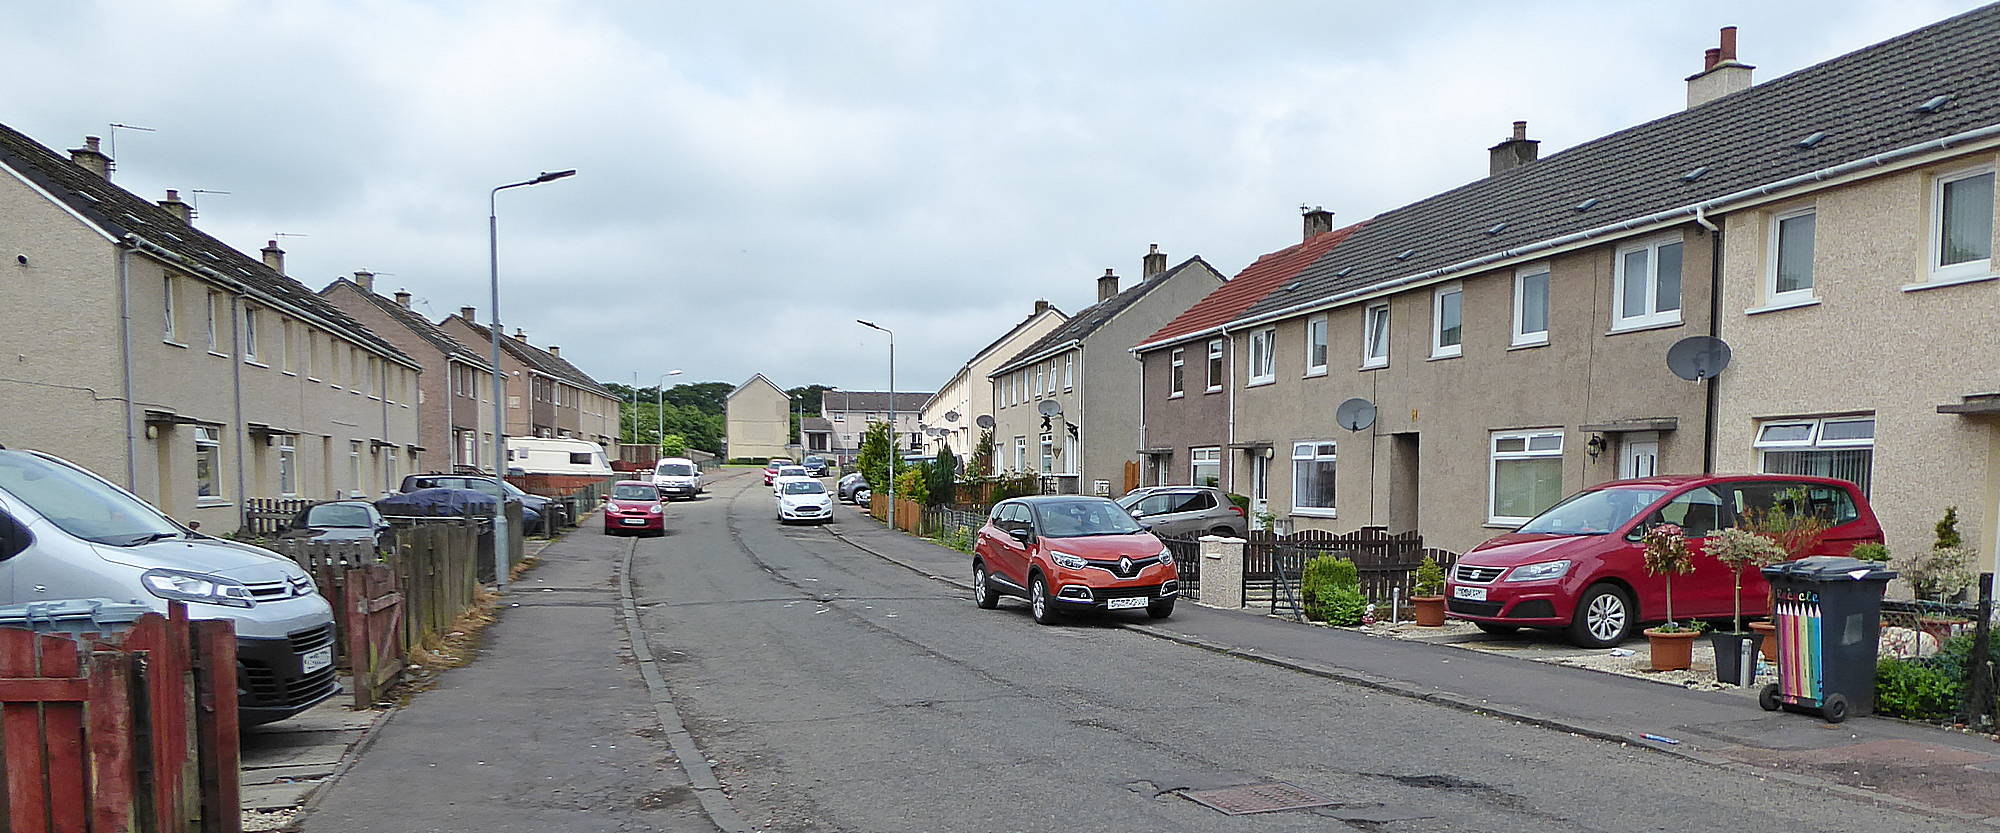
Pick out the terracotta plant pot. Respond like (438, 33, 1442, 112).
(1644, 628, 1702, 672)
(1749, 620, 1778, 661)
(1411, 595, 1447, 627)
(1920, 617, 1970, 645)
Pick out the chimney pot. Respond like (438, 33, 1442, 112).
(1301, 206, 1335, 241)
(1719, 26, 1737, 60)
(460, 306, 477, 321)
(1096, 269, 1120, 302)
(394, 290, 412, 308)
(1704, 47, 1721, 71)
(353, 270, 375, 293)
(67, 136, 111, 179)
(1687, 26, 1754, 109)
(1488, 121, 1540, 176)
(512, 327, 527, 342)
(1141, 243, 1169, 279)
(259, 240, 285, 274)
(156, 190, 192, 224)
(85, 136, 100, 152)
(547, 345, 560, 357)
(1512, 121, 1527, 140)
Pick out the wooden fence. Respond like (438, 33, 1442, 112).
(241, 496, 313, 536)
(1243, 527, 1458, 613)
(0, 604, 241, 832)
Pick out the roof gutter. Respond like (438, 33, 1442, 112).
(1138, 122, 2000, 346)
(991, 338, 1079, 378)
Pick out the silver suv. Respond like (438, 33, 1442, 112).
(1116, 486, 1247, 537)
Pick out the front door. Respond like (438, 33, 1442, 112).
(1620, 433, 1660, 479)
(1249, 455, 1270, 528)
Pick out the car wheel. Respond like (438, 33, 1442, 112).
(1209, 526, 1237, 537)
(1147, 598, 1175, 619)
(1475, 622, 1521, 636)
(1567, 583, 1635, 648)
(1030, 575, 1060, 625)
(973, 564, 999, 609)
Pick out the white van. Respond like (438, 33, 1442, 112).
(506, 437, 614, 477)
(652, 457, 703, 499)
(0, 447, 338, 724)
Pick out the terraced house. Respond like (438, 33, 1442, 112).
(0, 125, 422, 531)
(321, 272, 499, 471)
(1135, 17, 2000, 557)
(918, 300, 1068, 461)
(438, 311, 620, 449)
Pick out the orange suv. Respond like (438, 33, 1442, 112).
(972, 495, 1179, 624)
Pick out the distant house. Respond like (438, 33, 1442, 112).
(321, 273, 498, 472)
(726, 374, 791, 461)
(820, 391, 933, 463)
(919, 300, 1068, 461)
(436, 312, 620, 449)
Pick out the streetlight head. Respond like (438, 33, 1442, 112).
(668, 369, 684, 376)
(533, 169, 577, 184)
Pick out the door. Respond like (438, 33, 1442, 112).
(1646, 486, 1732, 618)
(987, 504, 1033, 586)
(1620, 433, 1659, 479)
(1148, 491, 1216, 537)
(1249, 456, 1270, 529)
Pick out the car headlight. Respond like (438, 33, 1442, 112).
(1504, 560, 1572, 582)
(1157, 548, 1174, 567)
(1049, 551, 1087, 570)
(141, 569, 254, 608)
(649, 505, 662, 515)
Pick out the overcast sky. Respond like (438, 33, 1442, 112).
(3, 1, 1982, 395)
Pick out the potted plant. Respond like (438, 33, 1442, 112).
(1739, 489, 1830, 661)
(1705, 528, 1788, 684)
(1641, 523, 1702, 671)
(1411, 555, 1447, 627)
(1893, 512, 1977, 641)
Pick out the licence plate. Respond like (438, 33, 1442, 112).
(302, 645, 333, 674)
(1105, 597, 1149, 610)
(1454, 585, 1487, 601)
(623, 518, 646, 525)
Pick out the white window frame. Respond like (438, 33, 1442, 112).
(1034, 369, 1043, 398)
(1013, 436, 1027, 471)
(1247, 327, 1275, 385)
(1488, 429, 1565, 525)
(1290, 441, 1338, 517)
(205, 291, 222, 353)
(1063, 354, 1073, 390)
(1512, 265, 1550, 347)
(1430, 283, 1463, 359)
(162, 275, 177, 342)
(1304, 314, 1329, 376)
(1766, 207, 1818, 305)
(1168, 348, 1185, 398)
(1039, 432, 1054, 472)
(1205, 339, 1224, 392)
(1930, 164, 1995, 284)
(1754, 416, 1876, 494)
(1611, 234, 1685, 331)
(348, 440, 364, 497)
(1189, 446, 1221, 488)
(194, 426, 223, 504)
(277, 435, 297, 497)
(1362, 303, 1390, 369)
(243, 306, 261, 363)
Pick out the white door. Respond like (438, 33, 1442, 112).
(1620, 432, 1660, 479)
(1250, 454, 1270, 528)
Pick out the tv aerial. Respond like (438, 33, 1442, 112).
(1335, 397, 1377, 432)
(1667, 336, 1732, 382)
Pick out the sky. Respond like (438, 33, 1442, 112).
(2, 0, 1984, 395)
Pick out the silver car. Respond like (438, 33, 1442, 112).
(1116, 486, 1247, 538)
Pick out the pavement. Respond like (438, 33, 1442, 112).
(826, 503, 2000, 825)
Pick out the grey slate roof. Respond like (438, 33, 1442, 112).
(993, 256, 1216, 374)
(0, 122, 420, 369)
(449, 316, 616, 398)
(1242, 4, 2000, 320)
(822, 391, 932, 414)
(801, 416, 835, 433)
(321, 280, 493, 370)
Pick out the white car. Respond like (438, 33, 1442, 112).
(652, 457, 703, 500)
(776, 479, 834, 524)
(770, 466, 811, 495)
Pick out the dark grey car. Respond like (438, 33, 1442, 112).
(1116, 487, 1246, 538)
(281, 500, 395, 554)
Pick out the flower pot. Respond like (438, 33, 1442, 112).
(1644, 628, 1701, 672)
(1920, 616, 1970, 644)
(1709, 631, 1765, 686)
(1749, 620, 1778, 661)
(1411, 595, 1447, 627)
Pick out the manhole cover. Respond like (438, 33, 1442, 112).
(1181, 782, 1336, 815)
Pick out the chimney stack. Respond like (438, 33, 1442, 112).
(512, 327, 527, 342)
(1141, 243, 1168, 279)
(1488, 120, 1541, 175)
(547, 345, 560, 357)
(1302, 206, 1334, 241)
(1034, 299, 1049, 316)
(459, 306, 477, 322)
(353, 270, 375, 293)
(260, 240, 285, 274)
(1096, 268, 1120, 302)
(1686, 26, 1754, 109)
(394, 290, 412, 308)
(68, 136, 110, 179)
(157, 190, 192, 223)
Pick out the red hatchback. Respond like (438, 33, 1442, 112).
(1447, 474, 1880, 647)
(971, 495, 1180, 624)
(603, 481, 666, 535)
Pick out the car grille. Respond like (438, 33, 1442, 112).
(1508, 599, 1557, 619)
(1084, 558, 1159, 579)
(244, 579, 300, 600)
(1090, 584, 1163, 600)
(1454, 564, 1505, 584)
(1448, 598, 1504, 617)
(240, 624, 341, 709)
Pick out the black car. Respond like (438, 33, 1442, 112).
(280, 500, 395, 554)
(400, 473, 549, 533)
(802, 455, 830, 477)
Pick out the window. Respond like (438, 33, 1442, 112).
(279, 320, 295, 372)
(243, 307, 260, 361)
(1040, 433, 1054, 471)
(1431, 284, 1462, 358)
(1612, 236, 1683, 330)
(1064, 354, 1073, 389)
(277, 435, 297, 496)
(1190, 447, 1221, 487)
(368, 358, 380, 397)
(162, 276, 177, 341)
(1247, 327, 1275, 384)
(307, 330, 321, 379)
(1754, 416, 1874, 495)
(832, 412, 845, 422)
(1932, 165, 1994, 283)
(1013, 436, 1026, 471)
(1362, 303, 1390, 368)
(1035, 369, 1045, 397)
(1650, 487, 1727, 538)
(384, 448, 399, 491)
(1513, 266, 1550, 346)
(206, 291, 222, 352)
(1490, 430, 1564, 524)
(1290, 441, 1337, 514)
(348, 441, 363, 496)
(1169, 349, 1185, 397)
(194, 426, 221, 501)
(1206, 339, 1223, 391)
(1768, 208, 1817, 302)
(1305, 315, 1328, 375)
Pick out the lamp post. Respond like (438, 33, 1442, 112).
(656, 369, 682, 455)
(856, 320, 894, 513)
(488, 169, 574, 590)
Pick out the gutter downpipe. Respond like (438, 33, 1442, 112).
(116, 237, 138, 489)
(1220, 323, 1235, 494)
(230, 291, 247, 516)
(1131, 124, 2000, 353)
(1696, 204, 1722, 475)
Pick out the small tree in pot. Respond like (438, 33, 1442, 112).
(1706, 527, 1788, 683)
(1739, 488, 1830, 661)
(1641, 523, 1703, 671)
(1410, 555, 1448, 627)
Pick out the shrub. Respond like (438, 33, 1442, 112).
(1302, 555, 1364, 624)
(935, 525, 975, 554)
(893, 465, 929, 505)
(660, 434, 688, 458)
(1413, 555, 1446, 598)
(1896, 545, 1978, 602)
(925, 447, 958, 507)
(856, 421, 894, 491)
(1739, 487, 1830, 561)
(989, 471, 1041, 502)
(1875, 655, 1962, 721)
(1936, 506, 1964, 551)
(1850, 542, 1890, 563)
(1312, 585, 1368, 626)
(966, 432, 994, 481)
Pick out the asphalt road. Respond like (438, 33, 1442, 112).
(631, 469, 1949, 833)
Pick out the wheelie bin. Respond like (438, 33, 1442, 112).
(1758, 556, 1897, 723)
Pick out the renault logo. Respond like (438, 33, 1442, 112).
(1119, 557, 1133, 575)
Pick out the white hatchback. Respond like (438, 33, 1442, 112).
(776, 479, 834, 524)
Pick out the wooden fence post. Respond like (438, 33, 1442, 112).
(192, 618, 243, 833)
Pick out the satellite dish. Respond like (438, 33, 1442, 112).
(1667, 336, 1732, 382)
(1037, 400, 1063, 417)
(975, 414, 995, 430)
(944, 411, 960, 423)
(1335, 397, 1377, 432)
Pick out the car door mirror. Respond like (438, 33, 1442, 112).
(1007, 527, 1032, 544)
(0, 511, 33, 560)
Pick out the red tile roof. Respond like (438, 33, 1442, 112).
(1134, 222, 1363, 350)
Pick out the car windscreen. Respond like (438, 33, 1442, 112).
(0, 451, 183, 546)
(305, 503, 374, 528)
(613, 484, 659, 500)
(1035, 499, 1146, 538)
(780, 468, 807, 477)
(782, 481, 826, 495)
(1515, 487, 1670, 536)
(658, 463, 694, 476)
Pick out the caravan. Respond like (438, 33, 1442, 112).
(506, 437, 614, 477)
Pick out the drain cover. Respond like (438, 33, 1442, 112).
(1181, 782, 1336, 815)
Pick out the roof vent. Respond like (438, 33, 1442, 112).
(1573, 197, 1599, 212)
(1681, 166, 1710, 182)
(1334, 267, 1354, 278)
(1795, 131, 1827, 149)
(1285, 281, 1303, 292)
(1485, 222, 1508, 236)
(1914, 94, 1952, 114)
(1393, 249, 1416, 261)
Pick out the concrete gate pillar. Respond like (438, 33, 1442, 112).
(1197, 535, 1245, 609)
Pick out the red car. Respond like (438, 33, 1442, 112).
(761, 459, 788, 486)
(602, 481, 666, 535)
(1447, 474, 1881, 647)
(971, 495, 1180, 624)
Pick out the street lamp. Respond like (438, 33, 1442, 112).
(856, 320, 894, 513)
(488, 168, 574, 590)
(656, 369, 683, 455)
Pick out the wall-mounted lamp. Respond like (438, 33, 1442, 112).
(1586, 434, 1607, 460)
(1261, 446, 1275, 459)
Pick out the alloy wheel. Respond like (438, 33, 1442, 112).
(1586, 593, 1627, 642)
